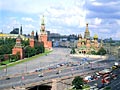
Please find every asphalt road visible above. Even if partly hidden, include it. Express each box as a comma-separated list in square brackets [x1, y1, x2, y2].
[0, 48, 116, 90]
[88, 61, 120, 90]
[0, 62, 105, 89]
[0, 48, 71, 76]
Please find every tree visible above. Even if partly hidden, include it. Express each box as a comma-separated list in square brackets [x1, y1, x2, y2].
[22, 39, 29, 47]
[97, 47, 106, 55]
[24, 46, 32, 58]
[35, 31, 38, 41]
[70, 48, 76, 54]
[91, 51, 97, 55]
[0, 55, 4, 62]
[72, 76, 84, 89]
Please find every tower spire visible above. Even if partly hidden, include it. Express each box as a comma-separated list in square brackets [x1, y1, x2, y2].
[84, 23, 90, 38]
[40, 15, 46, 33]
[41, 15, 45, 25]
[20, 24, 22, 35]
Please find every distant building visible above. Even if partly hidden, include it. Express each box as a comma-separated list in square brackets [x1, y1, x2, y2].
[118, 47, 120, 58]
[76, 23, 101, 54]
[10, 28, 19, 34]
[0, 33, 28, 41]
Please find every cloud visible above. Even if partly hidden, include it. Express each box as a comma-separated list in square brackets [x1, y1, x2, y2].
[0, 0, 47, 14]
[99, 29, 110, 33]
[24, 24, 35, 29]
[0, 0, 120, 40]
[94, 18, 102, 25]
[43, 0, 86, 30]
[22, 17, 34, 22]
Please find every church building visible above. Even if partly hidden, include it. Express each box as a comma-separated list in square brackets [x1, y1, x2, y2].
[77, 23, 100, 54]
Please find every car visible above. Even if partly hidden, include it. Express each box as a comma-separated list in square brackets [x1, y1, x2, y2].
[38, 73, 43, 77]
[112, 65, 117, 70]
[56, 70, 61, 74]
[35, 69, 42, 72]
[56, 72, 59, 74]
[97, 84, 105, 89]
[5, 77, 10, 80]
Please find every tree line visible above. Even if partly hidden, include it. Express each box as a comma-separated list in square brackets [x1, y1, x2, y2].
[0, 38, 45, 63]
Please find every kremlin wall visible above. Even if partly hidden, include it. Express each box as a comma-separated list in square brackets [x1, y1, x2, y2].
[0, 15, 104, 59]
[12, 16, 52, 59]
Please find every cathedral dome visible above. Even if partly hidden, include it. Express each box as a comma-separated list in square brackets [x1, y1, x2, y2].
[93, 34, 98, 39]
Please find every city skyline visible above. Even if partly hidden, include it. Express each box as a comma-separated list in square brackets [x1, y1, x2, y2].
[0, 0, 120, 40]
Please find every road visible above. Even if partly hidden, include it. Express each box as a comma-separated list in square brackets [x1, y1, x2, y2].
[0, 48, 116, 90]
[0, 48, 71, 76]
[0, 60, 107, 89]
[88, 61, 120, 90]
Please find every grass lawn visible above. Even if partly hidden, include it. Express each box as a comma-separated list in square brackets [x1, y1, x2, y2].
[0, 50, 52, 70]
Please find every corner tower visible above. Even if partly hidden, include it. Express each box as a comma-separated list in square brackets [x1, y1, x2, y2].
[29, 31, 35, 48]
[12, 35, 24, 59]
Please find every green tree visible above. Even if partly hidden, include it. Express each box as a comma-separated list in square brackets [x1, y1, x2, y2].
[72, 76, 84, 89]
[91, 51, 97, 55]
[24, 46, 32, 58]
[22, 39, 29, 47]
[0, 38, 16, 55]
[70, 48, 76, 54]
[0, 55, 4, 62]
[9, 54, 19, 62]
[97, 47, 106, 55]
[35, 31, 38, 41]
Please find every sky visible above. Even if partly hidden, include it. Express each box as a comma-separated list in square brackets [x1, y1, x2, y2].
[0, 0, 120, 40]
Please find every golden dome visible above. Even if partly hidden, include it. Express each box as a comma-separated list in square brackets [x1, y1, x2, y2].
[93, 34, 98, 39]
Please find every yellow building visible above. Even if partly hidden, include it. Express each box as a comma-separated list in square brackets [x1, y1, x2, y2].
[0, 33, 28, 40]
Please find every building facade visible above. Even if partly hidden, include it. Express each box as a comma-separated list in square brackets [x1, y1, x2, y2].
[38, 16, 52, 50]
[77, 23, 100, 54]
[12, 35, 24, 59]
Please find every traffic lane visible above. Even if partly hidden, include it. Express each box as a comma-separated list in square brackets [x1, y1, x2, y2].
[88, 67, 120, 89]
[0, 60, 108, 87]
[0, 65, 97, 89]
[0, 68, 102, 90]
[109, 75, 120, 90]
[0, 73, 38, 87]
[0, 59, 112, 89]
[0, 59, 110, 86]
[107, 68, 120, 90]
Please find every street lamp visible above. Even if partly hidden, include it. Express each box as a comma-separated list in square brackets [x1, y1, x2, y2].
[2, 63, 7, 76]
[25, 62, 27, 73]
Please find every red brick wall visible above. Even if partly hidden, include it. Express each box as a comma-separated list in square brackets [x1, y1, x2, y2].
[40, 34, 52, 49]
[12, 48, 23, 59]
[29, 39, 35, 48]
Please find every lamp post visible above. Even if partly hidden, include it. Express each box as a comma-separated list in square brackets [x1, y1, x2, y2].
[25, 62, 27, 73]
[2, 64, 7, 76]
[6, 64, 7, 75]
